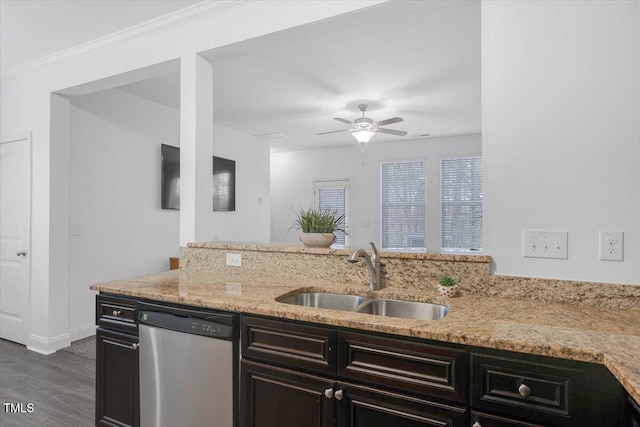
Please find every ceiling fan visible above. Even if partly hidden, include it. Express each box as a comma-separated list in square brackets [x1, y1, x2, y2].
[318, 104, 407, 143]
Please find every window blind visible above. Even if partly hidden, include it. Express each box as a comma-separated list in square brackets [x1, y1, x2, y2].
[380, 161, 426, 252]
[317, 186, 347, 247]
[441, 157, 483, 252]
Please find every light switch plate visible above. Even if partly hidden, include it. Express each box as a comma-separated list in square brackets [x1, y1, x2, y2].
[523, 230, 568, 259]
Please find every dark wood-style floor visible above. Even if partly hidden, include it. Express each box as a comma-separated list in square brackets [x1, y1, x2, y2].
[0, 339, 95, 426]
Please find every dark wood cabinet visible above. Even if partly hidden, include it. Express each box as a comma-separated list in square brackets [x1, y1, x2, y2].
[240, 316, 468, 427]
[241, 359, 467, 427]
[470, 350, 625, 427]
[241, 360, 335, 427]
[241, 315, 629, 427]
[337, 382, 466, 427]
[95, 295, 139, 427]
[337, 330, 467, 403]
[92, 298, 632, 427]
[471, 411, 551, 427]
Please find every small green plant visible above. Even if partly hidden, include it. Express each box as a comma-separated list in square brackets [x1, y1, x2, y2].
[290, 208, 344, 234]
[439, 276, 456, 287]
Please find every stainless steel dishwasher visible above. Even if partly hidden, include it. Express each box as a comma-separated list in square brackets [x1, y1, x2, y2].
[138, 302, 238, 427]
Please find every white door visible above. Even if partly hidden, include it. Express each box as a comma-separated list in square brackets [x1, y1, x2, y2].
[0, 135, 31, 344]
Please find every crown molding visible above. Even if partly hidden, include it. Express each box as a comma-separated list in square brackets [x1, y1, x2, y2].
[1, 0, 254, 79]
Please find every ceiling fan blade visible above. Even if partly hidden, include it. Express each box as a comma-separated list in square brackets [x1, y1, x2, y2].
[317, 129, 350, 135]
[333, 118, 353, 125]
[377, 128, 408, 136]
[375, 117, 403, 127]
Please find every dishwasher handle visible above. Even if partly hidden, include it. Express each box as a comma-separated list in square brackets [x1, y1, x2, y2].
[139, 310, 235, 340]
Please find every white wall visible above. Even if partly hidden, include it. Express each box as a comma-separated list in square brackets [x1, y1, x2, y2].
[482, 0, 640, 284]
[193, 123, 271, 243]
[0, 0, 382, 352]
[271, 134, 481, 250]
[69, 88, 180, 338]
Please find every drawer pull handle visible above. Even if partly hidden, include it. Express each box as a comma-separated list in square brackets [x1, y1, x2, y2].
[334, 390, 344, 401]
[518, 383, 531, 397]
[323, 388, 334, 399]
[473, 423, 482, 427]
[112, 310, 121, 317]
[132, 343, 139, 350]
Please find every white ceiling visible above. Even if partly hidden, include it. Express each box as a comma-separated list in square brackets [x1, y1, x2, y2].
[0, 0, 200, 71]
[202, 0, 481, 151]
[2, 0, 481, 152]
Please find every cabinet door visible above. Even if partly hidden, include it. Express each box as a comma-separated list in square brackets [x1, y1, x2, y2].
[241, 360, 335, 427]
[336, 382, 467, 427]
[96, 328, 139, 427]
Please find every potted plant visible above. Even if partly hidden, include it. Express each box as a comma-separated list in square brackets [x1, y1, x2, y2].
[437, 276, 458, 297]
[291, 208, 344, 248]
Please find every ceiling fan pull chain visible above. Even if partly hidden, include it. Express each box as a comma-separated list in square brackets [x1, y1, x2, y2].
[360, 142, 366, 167]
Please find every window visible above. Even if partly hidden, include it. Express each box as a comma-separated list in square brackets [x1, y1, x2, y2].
[314, 180, 349, 248]
[380, 161, 426, 252]
[441, 157, 483, 252]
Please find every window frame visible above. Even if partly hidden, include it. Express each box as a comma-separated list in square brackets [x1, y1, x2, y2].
[440, 156, 483, 253]
[313, 179, 350, 248]
[379, 159, 427, 253]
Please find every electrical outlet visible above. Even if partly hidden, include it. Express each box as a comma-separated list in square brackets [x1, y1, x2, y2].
[225, 282, 242, 295]
[226, 253, 242, 267]
[70, 224, 82, 236]
[523, 230, 568, 259]
[599, 231, 623, 261]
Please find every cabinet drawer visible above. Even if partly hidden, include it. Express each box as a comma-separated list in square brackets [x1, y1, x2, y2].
[471, 353, 581, 425]
[471, 411, 550, 427]
[337, 331, 468, 403]
[96, 295, 138, 334]
[340, 382, 467, 427]
[241, 316, 336, 375]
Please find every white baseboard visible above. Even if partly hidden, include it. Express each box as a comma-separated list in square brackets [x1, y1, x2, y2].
[26, 333, 71, 355]
[69, 324, 96, 342]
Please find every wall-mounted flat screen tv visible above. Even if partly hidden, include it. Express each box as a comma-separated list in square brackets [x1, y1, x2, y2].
[212, 155, 235, 211]
[161, 144, 180, 210]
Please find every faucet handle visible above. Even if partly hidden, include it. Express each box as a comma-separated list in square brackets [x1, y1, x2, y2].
[368, 242, 379, 260]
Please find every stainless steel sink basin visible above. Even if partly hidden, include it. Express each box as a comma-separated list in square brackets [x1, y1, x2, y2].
[279, 292, 448, 320]
[354, 298, 449, 320]
[278, 292, 365, 312]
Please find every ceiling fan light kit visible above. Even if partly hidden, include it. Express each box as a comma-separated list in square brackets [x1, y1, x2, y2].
[318, 104, 407, 144]
[352, 129, 376, 144]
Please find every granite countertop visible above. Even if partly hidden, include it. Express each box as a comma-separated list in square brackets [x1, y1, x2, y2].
[91, 270, 640, 403]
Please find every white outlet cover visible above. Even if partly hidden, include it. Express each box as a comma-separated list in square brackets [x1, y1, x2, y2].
[226, 253, 242, 267]
[599, 231, 624, 261]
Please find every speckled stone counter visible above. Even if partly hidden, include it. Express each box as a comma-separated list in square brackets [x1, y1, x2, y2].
[91, 269, 640, 403]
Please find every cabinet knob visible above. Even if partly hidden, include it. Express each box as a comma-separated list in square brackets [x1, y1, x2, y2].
[334, 389, 344, 401]
[473, 422, 482, 427]
[132, 343, 139, 350]
[518, 383, 531, 397]
[323, 388, 334, 399]
[112, 310, 121, 317]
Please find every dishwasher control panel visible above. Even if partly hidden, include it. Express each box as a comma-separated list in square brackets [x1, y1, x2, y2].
[139, 309, 236, 340]
[190, 319, 233, 338]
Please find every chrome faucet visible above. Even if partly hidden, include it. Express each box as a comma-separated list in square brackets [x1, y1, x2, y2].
[347, 242, 381, 290]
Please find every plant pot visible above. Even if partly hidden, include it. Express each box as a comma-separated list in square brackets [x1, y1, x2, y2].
[437, 284, 458, 298]
[300, 233, 336, 248]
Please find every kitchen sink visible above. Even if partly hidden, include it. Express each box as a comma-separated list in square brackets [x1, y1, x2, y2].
[278, 292, 448, 321]
[354, 298, 449, 320]
[278, 292, 365, 312]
